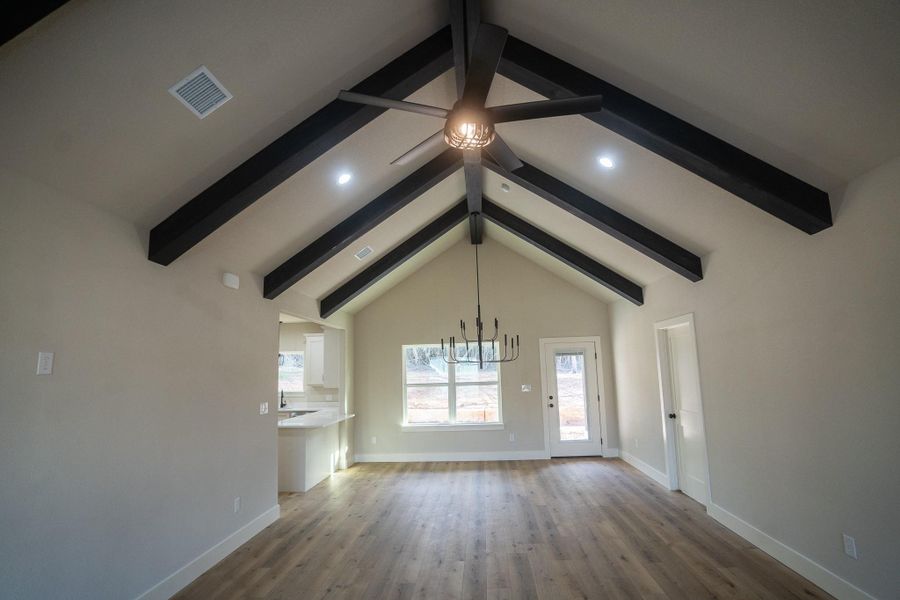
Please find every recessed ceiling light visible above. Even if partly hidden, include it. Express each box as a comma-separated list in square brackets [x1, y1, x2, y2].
[500, 183, 510, 192]
[597, 156, 615, 169]
[337, 173, 352, 185]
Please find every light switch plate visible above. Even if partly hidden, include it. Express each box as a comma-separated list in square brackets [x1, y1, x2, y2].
[842, 533, 858, 559]
[259, 402, 269, 415]
[37, 352, 54, 375]
[521, 384, 532, 392]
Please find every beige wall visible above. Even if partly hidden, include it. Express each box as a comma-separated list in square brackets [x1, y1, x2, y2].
[609, 157, 900, 599]
[0, 168, 349, 598]
[353, 237, 617, 458]
[279, 321, 326, 351]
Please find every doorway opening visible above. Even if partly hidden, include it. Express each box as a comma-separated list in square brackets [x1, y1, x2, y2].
[654, 314, 711, 506]
[539, 337, 610, 457]
[277, 312, 352, 493]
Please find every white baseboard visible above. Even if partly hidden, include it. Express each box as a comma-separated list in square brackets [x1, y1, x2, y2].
[354, 450, 549, 462]
[135, 504, 280, 600]
[707, 504, 875, 600]
[620, 450, 669, 488]
[602, 447, 620, 458]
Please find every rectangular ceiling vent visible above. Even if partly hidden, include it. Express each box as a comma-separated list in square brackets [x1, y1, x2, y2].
[354, 246, 374, 261]
[169, 66, 232, 119]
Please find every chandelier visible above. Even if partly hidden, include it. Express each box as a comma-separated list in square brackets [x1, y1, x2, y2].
[442, 244, 519, 368]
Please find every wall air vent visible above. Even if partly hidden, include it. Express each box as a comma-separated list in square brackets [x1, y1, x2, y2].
[354, 246, 374, 261]
[169, 66, 232, 119]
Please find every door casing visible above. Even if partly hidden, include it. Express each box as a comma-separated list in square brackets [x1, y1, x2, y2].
[653, 313, 713, 505]
[539, 336, 611, 458]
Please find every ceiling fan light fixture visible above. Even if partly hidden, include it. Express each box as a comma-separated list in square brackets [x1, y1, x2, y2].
[444, 109, 495, 149]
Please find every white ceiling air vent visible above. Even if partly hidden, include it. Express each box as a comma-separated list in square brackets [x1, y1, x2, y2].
[354, 246, 374, 261]
[169, 66, 232, 119]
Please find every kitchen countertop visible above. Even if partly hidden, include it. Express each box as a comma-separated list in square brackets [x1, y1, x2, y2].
[277, 401, 341, 411]
[278, 408, 355, 430]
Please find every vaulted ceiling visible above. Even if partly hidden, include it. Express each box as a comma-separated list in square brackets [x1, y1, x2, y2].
[2, 1, 899, 315]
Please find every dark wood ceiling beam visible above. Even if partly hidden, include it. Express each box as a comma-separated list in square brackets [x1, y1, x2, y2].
[148, 26, 454, 266]
[484, 159, 703, 282]
[449, 0, 467, 96]
[264, 149, 462, 299]
[1, 1, 70, 47]
[498, 36, 832, 234]
[320, 201, 469, 318]
[482, 199, 644, 305]
[463, 149, 484, 244]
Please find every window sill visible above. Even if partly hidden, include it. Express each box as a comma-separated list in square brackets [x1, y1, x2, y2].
[401, 423, 505, 432]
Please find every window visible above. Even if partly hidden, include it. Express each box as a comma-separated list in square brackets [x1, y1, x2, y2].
[402, 344, 501, 429]
[278, 351, 304, 395]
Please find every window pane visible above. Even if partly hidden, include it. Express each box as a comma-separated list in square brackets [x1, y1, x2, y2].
[454, 343, 499, 382]
[278, 352, 304, 393]
[404, 345, 448, 384]
[555, 352, 588, 440]
[406, 386, 450, 424]
[456, 384, 500, 423]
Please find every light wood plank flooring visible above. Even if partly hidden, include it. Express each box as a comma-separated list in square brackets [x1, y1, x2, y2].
[175, 458, 835, 599]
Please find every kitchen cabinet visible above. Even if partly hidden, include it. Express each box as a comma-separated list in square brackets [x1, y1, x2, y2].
[304, 333, 325, 387]
[304, 331, 342, 388]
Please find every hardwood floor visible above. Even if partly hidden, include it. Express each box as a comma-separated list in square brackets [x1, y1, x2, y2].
[175, 459, 835, 600]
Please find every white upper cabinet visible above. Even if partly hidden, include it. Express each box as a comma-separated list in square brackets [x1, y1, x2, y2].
[304, 333, 325, 387]
[304, 331, 342, 389]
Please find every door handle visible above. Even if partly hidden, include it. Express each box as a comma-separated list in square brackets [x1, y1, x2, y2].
[668, 413, 677, 419]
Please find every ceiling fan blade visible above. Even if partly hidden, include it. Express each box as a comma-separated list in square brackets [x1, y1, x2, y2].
[488, 95, 604, 123]
[338, 91, 449, 119]
[484, 134, 523, 172]
[460, 23, 507, 108]
[463, 149, 483, 214]
[390, 130, 446, 166]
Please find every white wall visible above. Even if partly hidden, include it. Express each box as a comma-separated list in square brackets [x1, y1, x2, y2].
[610, 157, 900, 599]
[353, 237, 617, 459]
[0, 168, 347, 598]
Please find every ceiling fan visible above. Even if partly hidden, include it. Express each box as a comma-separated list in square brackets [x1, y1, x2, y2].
[335, 1, 604, 241]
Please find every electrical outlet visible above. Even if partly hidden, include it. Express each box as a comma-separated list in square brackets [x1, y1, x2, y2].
[508, 432, 516, 442]
[233, 497, 241, 514]
[36, 352, 54, 375]
[842, 534, 858, 559]
[371, 436, 377, 445]
[259, 402, 269, 415]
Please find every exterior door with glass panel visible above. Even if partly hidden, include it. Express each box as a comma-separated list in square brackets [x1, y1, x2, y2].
[543, 341, 603, 457]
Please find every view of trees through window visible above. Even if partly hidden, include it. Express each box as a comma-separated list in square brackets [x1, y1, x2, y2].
[555, 352, 588, 440]
[403, 344, 500, 425]
[278, 351, 304, 393]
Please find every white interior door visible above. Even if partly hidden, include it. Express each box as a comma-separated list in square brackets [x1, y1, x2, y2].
[543, 341, 603, 457]
[665, 323, 709, 505]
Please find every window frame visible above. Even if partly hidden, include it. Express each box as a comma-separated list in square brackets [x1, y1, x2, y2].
[401, 344, 503, 431]
[278, 350, 306, 399]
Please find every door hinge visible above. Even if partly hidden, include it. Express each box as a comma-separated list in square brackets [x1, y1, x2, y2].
[594, 352, 598, 359]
